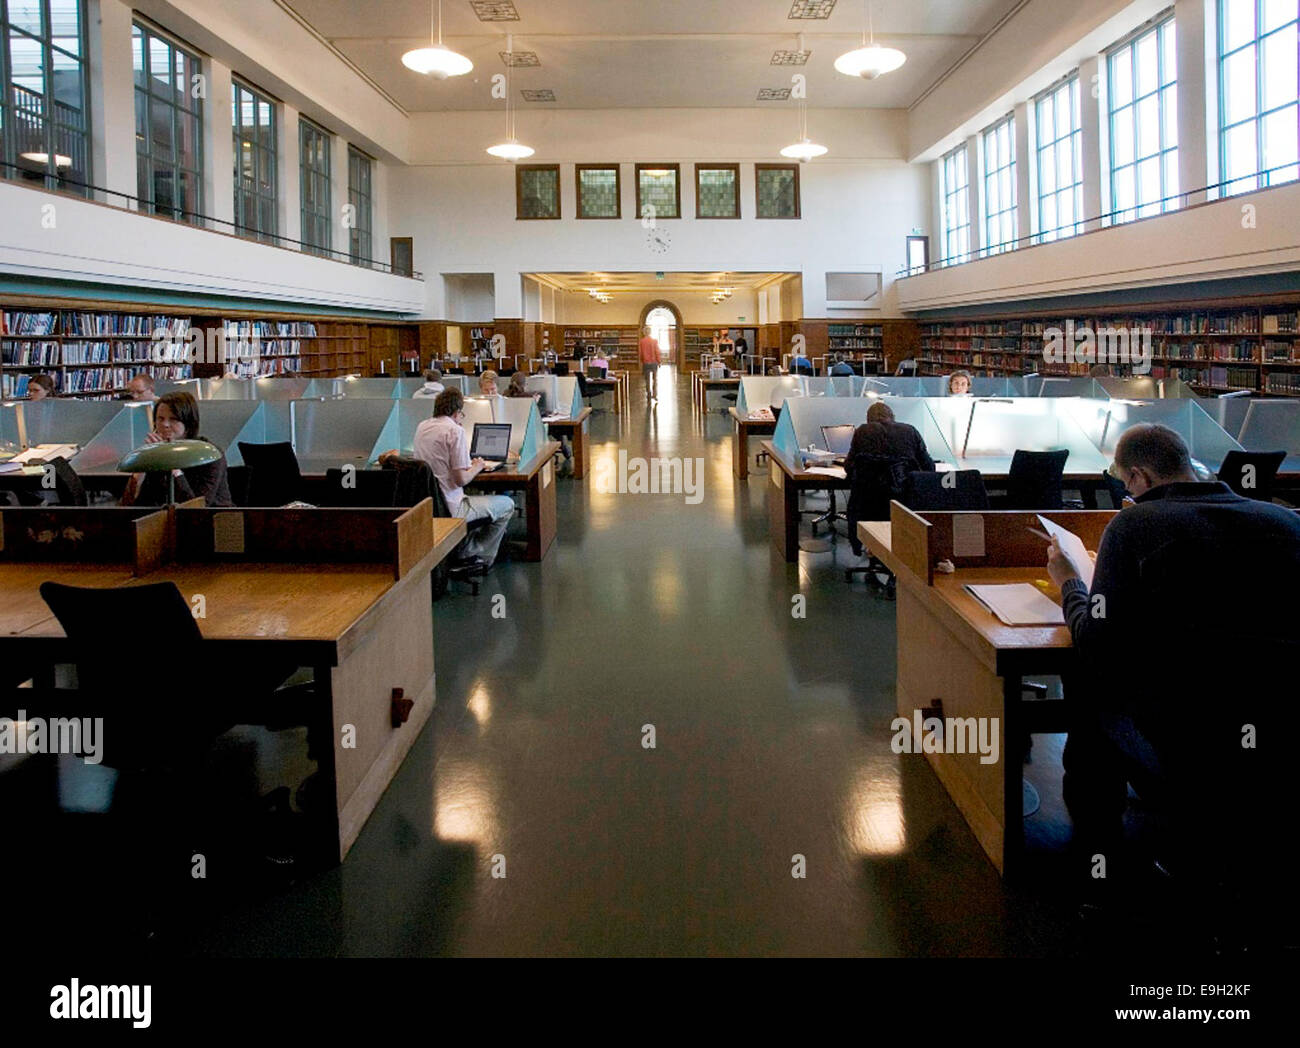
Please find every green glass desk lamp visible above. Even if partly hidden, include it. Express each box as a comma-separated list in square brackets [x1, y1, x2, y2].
[118, 440, 221, 504]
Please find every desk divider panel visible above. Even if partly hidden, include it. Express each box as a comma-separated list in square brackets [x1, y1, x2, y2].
[1063, 397, 1243, 474]
[0, 507, 169, 575]
[384, 399, 437, 457]
[189, 401, 264, 468]
[174, 505, 428, 579]
[776, 397, 958, 465]
[1217, 399, 1300, 470]
[66, 402, 154, 474]
[915, 510, 1116, 572]
[289, 399, 397, 474]
[889, 501, 934, 585]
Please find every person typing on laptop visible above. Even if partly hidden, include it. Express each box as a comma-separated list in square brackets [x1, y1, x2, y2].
[413, 388, 516, 569]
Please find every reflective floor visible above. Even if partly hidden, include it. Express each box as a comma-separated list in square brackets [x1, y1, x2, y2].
[9, 366, 1090, 957]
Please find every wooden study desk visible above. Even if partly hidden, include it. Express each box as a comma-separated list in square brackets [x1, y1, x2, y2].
[584, 375, 626, 412]
[0, 507, 465, 863]
[695, 375, 740, 412]
[545, 407, 593, 479]
[860, 505, 1116, 877]
[729, 407, 776, 479]
[467, 441, 561, 561]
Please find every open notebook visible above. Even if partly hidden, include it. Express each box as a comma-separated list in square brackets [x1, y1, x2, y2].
[965, 583, 1064, 627]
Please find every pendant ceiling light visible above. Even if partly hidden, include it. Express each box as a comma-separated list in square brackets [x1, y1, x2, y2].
[488, 34, 535, 160]
[402, 0, 473, 78]
[835, 0, 906, 81]
[781, 98, 828, 161]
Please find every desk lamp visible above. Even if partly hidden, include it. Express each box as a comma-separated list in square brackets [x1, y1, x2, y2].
[118, 440, 220, 505]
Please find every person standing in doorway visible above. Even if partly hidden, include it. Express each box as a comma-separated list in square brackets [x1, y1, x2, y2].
[639, 327, 660, 400]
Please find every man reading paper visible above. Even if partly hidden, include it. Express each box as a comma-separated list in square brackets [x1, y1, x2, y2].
[1045, 423, 1300, 932]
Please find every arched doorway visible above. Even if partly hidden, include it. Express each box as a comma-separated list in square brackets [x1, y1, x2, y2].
[639, 300, 683, 367]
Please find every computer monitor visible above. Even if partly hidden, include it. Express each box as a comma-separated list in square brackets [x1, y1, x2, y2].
[470, 422, 512, 462]
[820, 424, 856, 457]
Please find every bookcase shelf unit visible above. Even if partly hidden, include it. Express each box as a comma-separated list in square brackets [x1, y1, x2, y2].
[1, 298, 372, 398]
[916, 299, 1300, 397]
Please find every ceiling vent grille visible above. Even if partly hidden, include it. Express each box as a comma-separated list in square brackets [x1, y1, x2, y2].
[471, 1, 520, 22]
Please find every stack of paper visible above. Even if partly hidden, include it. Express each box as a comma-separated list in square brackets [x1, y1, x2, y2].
[966, 584, 1065, 626]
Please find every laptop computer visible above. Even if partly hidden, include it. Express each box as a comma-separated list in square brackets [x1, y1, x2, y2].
[820, 425, 856, 460]
[470, 422, 512, 470]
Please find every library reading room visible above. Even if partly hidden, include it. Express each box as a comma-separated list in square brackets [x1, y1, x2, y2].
[2, 0, 1297, 1026]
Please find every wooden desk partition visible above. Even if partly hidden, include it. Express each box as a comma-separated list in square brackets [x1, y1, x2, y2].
[173, 499, 435, 580]
[0, 507, 169, 577]
[888, 502, 1116, 584]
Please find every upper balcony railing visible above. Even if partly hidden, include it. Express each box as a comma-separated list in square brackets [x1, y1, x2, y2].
[0, 158, 423, 280]
[902, 164, 1299, 278]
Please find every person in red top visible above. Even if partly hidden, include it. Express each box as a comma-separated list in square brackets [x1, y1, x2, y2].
[638, 329, 661, 400]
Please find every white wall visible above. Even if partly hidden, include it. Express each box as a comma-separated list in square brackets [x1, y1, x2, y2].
[0, 180, 425, 313]
[393, 109, 928, 322]
[896, 181, 1300, 312]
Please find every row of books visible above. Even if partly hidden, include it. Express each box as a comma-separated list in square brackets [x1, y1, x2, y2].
[1263, 340, 1299, 362]
[1, 311, 57, 336]
[1155, 313, 1259, 334]
[221, 320, 319, 338]
[828, 325, 884, 336]
[2, 341, 60, 366]
[62, 313, 191, 337]
[1265, 372, 1300, 394]
[1160, 340, 1256, 362]
[1263, 313, 1298, 334]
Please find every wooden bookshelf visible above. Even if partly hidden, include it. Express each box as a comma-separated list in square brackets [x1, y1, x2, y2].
[915, 300, 1300, 396]
[1, 298, 376, 396]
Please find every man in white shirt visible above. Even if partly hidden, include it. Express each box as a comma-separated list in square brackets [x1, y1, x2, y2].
[413, 368, 445, 399]
[413, 388, 516, 567]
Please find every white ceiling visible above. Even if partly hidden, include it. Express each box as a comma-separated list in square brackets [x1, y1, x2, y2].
[530, 271, 794, 294]
[283, 0, 1024, 112]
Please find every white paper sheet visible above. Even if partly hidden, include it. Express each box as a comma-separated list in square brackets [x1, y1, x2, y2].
[966, 583, 1065, 626]
[806, 466, 847, 480]
[952, 514, 985, 558]
[1037, 514, 1095, 589]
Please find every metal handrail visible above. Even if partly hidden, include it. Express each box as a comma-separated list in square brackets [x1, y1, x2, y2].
[0, 160, 423, 279]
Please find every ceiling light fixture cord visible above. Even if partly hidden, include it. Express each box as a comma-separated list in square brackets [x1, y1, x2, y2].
[436, 0, 442, 47]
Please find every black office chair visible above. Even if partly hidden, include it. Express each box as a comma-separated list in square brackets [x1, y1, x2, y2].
[1003, 449, 1069, 510]
[1217, 449, 1286, 502]
[554, 362, 571, 377]
[37, 581, 316, 922]
[238, 441, 305, 507]
[387, 457, 489, 597]
[903, 469, 990, 511]
[575, 371, 608, 412]
[48, 456, 87, 507]
[323, 468, 399, 507]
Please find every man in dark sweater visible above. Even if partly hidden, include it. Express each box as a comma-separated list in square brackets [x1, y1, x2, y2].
[1048, 424, 1299, 895]
[846, 400, 935, 554]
